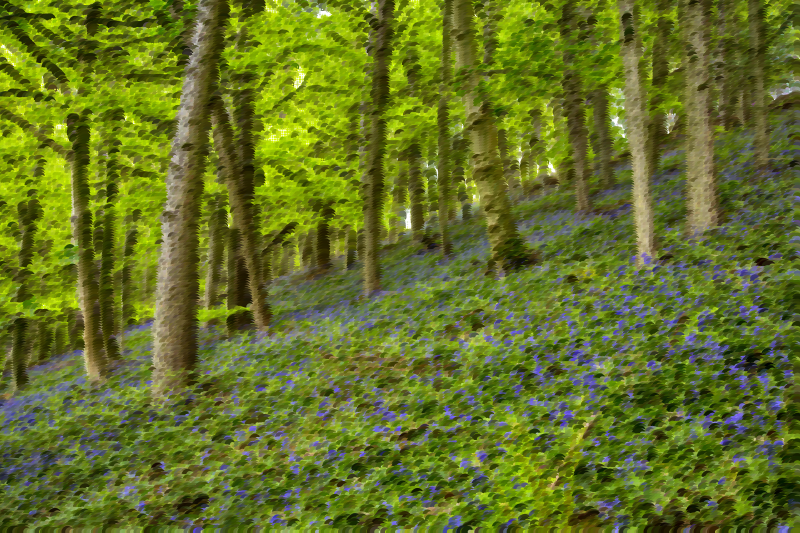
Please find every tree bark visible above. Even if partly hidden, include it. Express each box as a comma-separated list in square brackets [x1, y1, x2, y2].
[452, 0, 535, 274]
[345, 226, 357, 270]
[590, 87, 615, 189]
[210, 92, 270, 331]
[406, 143, 425, 242]
[152, 0, 229, 401]
[315, 200, 335, 271]
[681, 0, 719, 237]
[203, 193, 227, 329]
[716, 0, 737, 131]
[559, 0, 592, 214]
[619, 0, 657, 267]
[748, 0, 770, 176]
[121, 209, 141, 346]
[648, 0, 671, 178]
[437, 0, 454, 258]
[68, 110, 108, 385]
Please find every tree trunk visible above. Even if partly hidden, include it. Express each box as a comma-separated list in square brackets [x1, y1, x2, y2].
[619, 0, 657, 267]
[357, 227, 366, 262]
[301, 229, 315, 270]
[648, 0, 671, 178]
[716, 0, 737, 131]
[280, 236, 294, 276]
[681, 0, 719, 237]
[559, 1, 592, 213]
[68, 110, 108, 385]
[437, 0, 454, 257]
[210, 92, 270, 331]
[452, 0, 535, 274]
[315, 201, 335, 271]
[590, 87, 615, 189]
[389, 160, 408, 243]
[345, 226, 357, 270]
[35, 309, 53, 365]
[361, 0, 394, 297]
[446, 136, 460, 223]
[748, 0, 770, 176]
[407, 143, 425, 242]
[152, 0, 229, 401]
[121, 209, 141, 350]
[98, 192, 121, 363]
[203, 193, 227, 329]
[225, 224, 253, 335]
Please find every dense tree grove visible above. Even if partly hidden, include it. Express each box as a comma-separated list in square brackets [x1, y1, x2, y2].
[0, 0, 796, 404]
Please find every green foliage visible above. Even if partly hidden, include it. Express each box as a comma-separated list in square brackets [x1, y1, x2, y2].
[0, 111, 796, 529]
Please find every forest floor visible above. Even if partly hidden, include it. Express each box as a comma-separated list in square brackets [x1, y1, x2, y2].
[0, 106, 797, 530]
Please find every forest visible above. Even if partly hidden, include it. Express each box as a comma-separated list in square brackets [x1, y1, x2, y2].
[0, 0, 797, 528]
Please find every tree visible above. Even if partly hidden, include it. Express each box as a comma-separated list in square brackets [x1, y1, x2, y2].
[452, 0, 537, 275]
[151, 0, 230, 402]
[681, 0, 719, 237]
[618, 0, 657, 267]
[748, 0, 771, 176]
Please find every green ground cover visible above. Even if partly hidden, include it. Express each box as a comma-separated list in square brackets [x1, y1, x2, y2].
[0, 110, 797, 530]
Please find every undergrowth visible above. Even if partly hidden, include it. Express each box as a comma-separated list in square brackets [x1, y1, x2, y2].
[0, 110, 797, 530]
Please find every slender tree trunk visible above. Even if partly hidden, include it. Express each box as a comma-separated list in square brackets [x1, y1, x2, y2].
[648, 0, 671, 178]
[225, 224, 253, 334]
[452, 0, 536, 274]
[748, 0, 770, 176]
[389, 160, 408, 243]
[203, 193, 227, 329]
[560, 1, 592, 213]
[357, 227, 366, 262]
[437, 0, 454, 257]
[345, 226, 357, 270]
[35, 310, 53, 365]
[121, 209, 141, 350]
[682, 0, 719, 237]
[210, 92, 270, 331]
[716, 0, 737, 131]
[280, 236, 294, 276]
[619, 0, 657, 267]
[152, 0, 229, 401]
[315, 201, 335, 271]
[99, 190, 121, 363]
[590, 87, 615, 189]
[407, 144, 425, 242]
[68, 110, 108, 385]
[52, 319, 65, 358]
[301, 229, 315, 270]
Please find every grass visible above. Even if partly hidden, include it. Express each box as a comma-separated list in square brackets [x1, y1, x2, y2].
[0, 108, 797, 530]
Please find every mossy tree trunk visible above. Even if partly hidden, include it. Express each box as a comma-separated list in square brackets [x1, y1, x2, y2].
[152, 0, 229, 401]
[452, 0, 536, 274]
